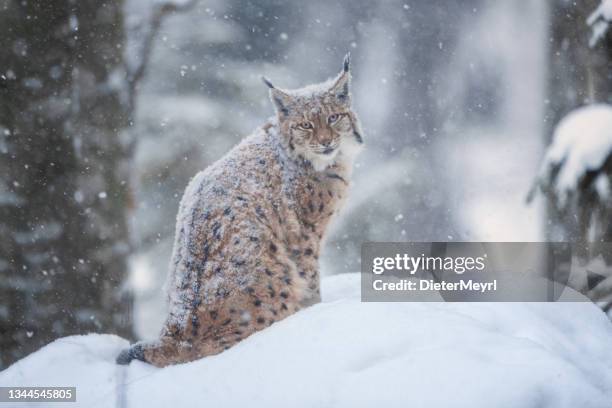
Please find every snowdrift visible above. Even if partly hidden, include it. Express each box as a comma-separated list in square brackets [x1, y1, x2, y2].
[2, 273, 612, 408]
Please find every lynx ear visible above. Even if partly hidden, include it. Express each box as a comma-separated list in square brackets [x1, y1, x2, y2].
[262, 76, 292, 117]
[330, 53, 351, 105]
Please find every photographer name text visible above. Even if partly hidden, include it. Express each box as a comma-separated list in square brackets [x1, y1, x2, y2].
[372, 278, 497, 293]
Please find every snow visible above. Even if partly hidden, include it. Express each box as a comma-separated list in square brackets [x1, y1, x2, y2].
[598, 0, 612, 19]
[532, 104, 612, 208]
[2, 273, 612, 407]
[588, 0, 612, 47]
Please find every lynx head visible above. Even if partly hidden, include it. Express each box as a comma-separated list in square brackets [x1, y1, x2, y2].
[262, 53, 363, 171]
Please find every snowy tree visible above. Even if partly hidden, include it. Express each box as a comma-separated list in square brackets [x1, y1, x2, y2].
[528, 0, 612, 315]
[537, 0, 611, 242]
[529, 105, 612, 314]
[0, 0, 194, 368]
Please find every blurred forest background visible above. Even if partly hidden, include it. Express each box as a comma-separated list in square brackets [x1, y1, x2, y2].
[2, 0, 612, 368]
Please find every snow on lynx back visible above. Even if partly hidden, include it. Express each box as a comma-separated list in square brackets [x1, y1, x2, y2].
[117, 54, 363, 367]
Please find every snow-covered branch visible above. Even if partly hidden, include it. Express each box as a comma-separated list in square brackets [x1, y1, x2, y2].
[588, 0, 612, 47]
[528, 105, 612, 213]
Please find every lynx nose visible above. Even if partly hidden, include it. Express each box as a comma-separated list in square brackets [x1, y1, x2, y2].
[320, 138, 333, 147]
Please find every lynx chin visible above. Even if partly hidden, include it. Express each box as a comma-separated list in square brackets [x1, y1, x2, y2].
[117, 54, 363, 367]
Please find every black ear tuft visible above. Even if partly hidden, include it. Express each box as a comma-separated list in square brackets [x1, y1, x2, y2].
[261, 76, 275, 89]
[343, 53, 351, 73]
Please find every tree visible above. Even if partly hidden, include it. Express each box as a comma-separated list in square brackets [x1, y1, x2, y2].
[529, 0, 612, 315]
[536, 0, 612, 242]
[0, 0, 194, 369]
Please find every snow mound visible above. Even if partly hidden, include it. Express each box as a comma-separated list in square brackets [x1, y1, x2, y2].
[530, 104, 612, 208]
[2, 273, 612, 407]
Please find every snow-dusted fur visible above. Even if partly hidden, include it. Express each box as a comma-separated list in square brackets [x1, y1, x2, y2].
[117, 55, 363, 367]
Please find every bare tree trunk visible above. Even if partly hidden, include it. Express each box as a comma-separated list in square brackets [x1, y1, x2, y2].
[0, 0, 134, 369]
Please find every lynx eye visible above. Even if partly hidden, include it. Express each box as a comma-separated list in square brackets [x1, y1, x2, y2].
[328, 113, 340, 123]
[298, 122, 313, 130]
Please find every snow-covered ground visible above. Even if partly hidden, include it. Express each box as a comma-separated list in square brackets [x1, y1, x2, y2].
[2, 273, 612, 408]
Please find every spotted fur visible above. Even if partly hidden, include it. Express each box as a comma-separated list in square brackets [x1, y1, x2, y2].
[117, 54, 363, 367]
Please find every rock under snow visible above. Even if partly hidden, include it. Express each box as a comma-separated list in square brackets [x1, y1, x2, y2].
[1, 273, 612, 407]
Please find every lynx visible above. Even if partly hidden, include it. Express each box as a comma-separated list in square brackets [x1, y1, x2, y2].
[117, 54, 363, 367]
